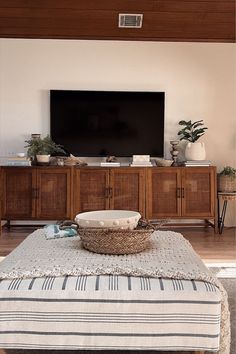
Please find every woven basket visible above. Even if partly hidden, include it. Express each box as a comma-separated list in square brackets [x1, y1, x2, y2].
[79, 221, 155, 255]
[219, 194, 236, 201]
[218, 175, 236, 192]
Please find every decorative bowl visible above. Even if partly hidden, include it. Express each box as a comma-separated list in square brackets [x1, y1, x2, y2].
[75, 210, 141, 230]
[155, 158, 173, 167]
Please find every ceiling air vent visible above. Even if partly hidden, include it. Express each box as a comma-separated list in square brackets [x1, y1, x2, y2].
[118, 14, 143, 28]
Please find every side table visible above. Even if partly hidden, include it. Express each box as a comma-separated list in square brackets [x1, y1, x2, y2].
[218, 192, 236, 234]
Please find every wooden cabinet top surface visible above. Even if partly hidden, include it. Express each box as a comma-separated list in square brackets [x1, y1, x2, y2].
[1, 165, 216, 170]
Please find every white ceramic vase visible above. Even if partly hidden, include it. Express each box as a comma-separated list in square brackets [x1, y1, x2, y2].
[185, 142, 206, 161]
[36, 154, 50, 163]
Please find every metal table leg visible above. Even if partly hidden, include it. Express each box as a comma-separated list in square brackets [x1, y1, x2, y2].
[218, 199, 228, 235]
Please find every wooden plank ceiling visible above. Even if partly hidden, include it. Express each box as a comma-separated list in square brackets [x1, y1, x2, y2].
[0, 0, 235, 43]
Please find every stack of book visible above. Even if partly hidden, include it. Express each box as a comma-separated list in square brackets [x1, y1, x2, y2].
[7, 156, 31, 166]
[130, 161, 153, 167]
[130, 154, 153, 167]
[100, 162, 121, 167]
[184, 160, 211, 167]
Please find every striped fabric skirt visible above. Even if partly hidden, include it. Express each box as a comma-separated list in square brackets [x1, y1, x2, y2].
[0, 274, 221, 351]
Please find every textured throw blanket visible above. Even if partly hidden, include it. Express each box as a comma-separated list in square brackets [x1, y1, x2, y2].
[0, 229, 230, 354]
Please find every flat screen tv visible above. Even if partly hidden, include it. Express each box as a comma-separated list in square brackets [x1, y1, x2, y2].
[50, 90, 165, 157]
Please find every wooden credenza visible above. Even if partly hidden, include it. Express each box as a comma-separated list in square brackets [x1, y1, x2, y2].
[0, 165, 217, 228]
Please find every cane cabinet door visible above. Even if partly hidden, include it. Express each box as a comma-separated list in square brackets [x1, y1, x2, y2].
[181, 167, 216, 217]
[109, 168, 145, 216]
[2, 167, 37, 219]
[74, 168, 110, 214]
[36, 168, 72, 219]
[146, 168, 182, 218]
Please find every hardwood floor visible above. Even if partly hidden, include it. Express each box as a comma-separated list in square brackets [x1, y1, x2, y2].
[181, 226, 236, 263]
[0, 225, 235, 262]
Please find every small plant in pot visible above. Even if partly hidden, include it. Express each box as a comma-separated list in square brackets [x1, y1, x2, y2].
[218, 166, 236, 192]
[25, 135, 65, 165]
[178, 120, 208, 161]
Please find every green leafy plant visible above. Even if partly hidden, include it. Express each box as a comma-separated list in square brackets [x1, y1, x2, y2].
[178, 120, 208, 143]
[219, 166, 236, 179]
[25, 135, 66, 157]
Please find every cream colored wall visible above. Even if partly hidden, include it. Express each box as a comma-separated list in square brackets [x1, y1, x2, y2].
[0, 39, 235, 225]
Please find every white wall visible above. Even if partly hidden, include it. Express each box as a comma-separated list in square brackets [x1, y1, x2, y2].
[0, 39, 235, 225]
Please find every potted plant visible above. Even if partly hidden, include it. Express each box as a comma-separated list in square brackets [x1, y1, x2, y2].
[25, 135, 65, 164]
[178, 120, 208, 160]
[218, 166, 236, 192]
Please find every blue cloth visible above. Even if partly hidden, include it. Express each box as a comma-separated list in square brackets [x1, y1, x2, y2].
[44, 224, 78, 239]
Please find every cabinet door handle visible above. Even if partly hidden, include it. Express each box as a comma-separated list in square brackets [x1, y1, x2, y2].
[176, 188, 181, 198]
[182, 188, 185, 198]
[105, 188, 109, 199]
[32, 189, 37, 199]
[109, 187, 113, 198]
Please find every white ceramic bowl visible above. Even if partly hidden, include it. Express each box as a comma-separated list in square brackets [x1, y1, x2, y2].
[75, 210, 141, 230]
[17, 152, 26, 158]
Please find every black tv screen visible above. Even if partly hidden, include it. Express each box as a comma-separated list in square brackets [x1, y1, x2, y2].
[50, 90, 165, 157]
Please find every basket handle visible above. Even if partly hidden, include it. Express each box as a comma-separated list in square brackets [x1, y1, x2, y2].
[138, 218, 166, 231]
